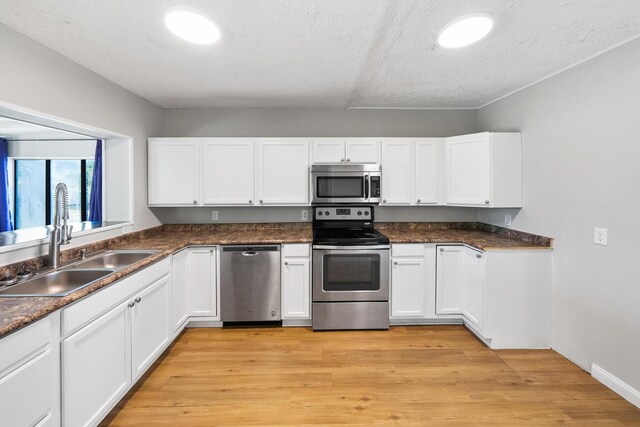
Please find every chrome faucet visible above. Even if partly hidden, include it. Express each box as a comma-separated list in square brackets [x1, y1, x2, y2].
[48, 183, 73, 269]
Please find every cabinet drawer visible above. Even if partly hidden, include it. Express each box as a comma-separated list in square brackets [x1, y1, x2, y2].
[392, 244, 425, 257]
[0, 348, 53, 427]
[0, 316, 50, 376]
[62, 258, 170, 337]
[282, 244, 310, 257]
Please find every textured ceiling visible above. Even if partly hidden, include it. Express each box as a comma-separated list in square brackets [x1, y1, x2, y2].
[1, 0, 640, 108]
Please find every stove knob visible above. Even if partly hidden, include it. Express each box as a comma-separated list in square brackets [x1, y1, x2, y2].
[357, 211, 362, 216]
[364, 211, 370, 216]
[325, 211, 330, 216]
[318, 211, 322, 216]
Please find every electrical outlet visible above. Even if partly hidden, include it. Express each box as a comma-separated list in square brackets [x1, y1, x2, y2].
[301, 210, 308, 221]
[211, 211, 219, 221]
[594, 227, 607, 246]
[504, 215, 512, 227]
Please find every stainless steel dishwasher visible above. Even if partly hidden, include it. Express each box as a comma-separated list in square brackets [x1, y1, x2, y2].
[220, 245, 281, 322]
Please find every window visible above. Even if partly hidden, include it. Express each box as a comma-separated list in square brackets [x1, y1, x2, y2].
[14, 159, 95, 229]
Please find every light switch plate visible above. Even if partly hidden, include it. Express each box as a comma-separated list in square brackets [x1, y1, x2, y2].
[594, 227, 607, 245]
[211, 211, 219, 221]
[301, 210, 308, 221]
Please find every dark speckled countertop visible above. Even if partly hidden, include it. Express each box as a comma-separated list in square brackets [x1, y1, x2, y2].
[0, 222, 551, 338]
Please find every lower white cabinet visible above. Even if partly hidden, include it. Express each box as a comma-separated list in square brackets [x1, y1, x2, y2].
[131, 276, 171, 379]
[281, 244, 311, 320]
[187, 247, 218, 317]
[0, 314, 60, 427]
[62, 301, 132, 427]
[435, 246, 463, 315]
[390, 244, 428, 319]
[171, 249, 189, 331]
[460, 247, 485, 331]
[61, 260, 172, 427]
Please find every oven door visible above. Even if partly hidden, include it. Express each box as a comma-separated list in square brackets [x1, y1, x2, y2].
[311, 173, 369, 204]
[312, 246, 390, 302]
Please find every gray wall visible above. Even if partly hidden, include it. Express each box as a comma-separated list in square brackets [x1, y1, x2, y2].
[163, 107, 478, 137]
[0, 23, 164, 232]
[159, 107, 480, 223]
[478, 38, 640, 392]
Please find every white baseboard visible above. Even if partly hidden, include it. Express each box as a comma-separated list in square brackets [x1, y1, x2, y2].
[592, 363, 640, 409]
[186, 320, 223, 328]
[282, 319, 312, 327]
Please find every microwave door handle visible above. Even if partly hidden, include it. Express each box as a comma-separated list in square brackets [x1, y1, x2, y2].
[364, 175, 369, 199]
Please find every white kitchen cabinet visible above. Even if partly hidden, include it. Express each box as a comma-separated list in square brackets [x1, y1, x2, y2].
[0, 314, 59, 427]
[171, 249, 189, 332]
[436, 245, 463, 315]
[131, 276, 171, 380]
[381, 140, 414, 205]
[312, 138, 381, 164]
[201, 138, 255, 205]
[148, 138, 200, 206]
[281, 244, 311, 320]
[390, 244, 428, 318]
[62, 300, 132, 427]
[257, 139, 310, 205]
[188, 247, 218, 317]
[414, 138, 443, 205]
[461, 247, 486, 331]
[445, 132, 522, 207]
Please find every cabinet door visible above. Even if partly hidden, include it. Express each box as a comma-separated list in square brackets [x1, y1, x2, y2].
[188, 247, 217, 317]
[312, 139, 345, 163]
[461, 247, 485, 330]
[415, 139, 440, 205]
[381, 140, 413, 205]
[257, 139, 310, 205]
[436, 246, 463, 315]
[148, 138, 200, 206]
[202, 138, 255, 205]
[171, 250, 189, 332]
[391, 257, 426, 318]
[345, 139, 380, 163]
[62, 301, 131, 427]
[446, 134, 491, 206]
[0, 349, 53, 427]
[282, 258, 311, 319]
[131, 276, 171, 379]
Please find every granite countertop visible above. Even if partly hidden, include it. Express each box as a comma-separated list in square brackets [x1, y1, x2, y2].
[0, 222, 551, 339]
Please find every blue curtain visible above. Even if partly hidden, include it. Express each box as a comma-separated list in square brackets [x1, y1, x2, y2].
[0, 138, 13, 232]
[88, 140, 103, 222]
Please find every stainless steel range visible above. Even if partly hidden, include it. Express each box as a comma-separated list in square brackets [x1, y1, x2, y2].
[312, 205, 390, 330]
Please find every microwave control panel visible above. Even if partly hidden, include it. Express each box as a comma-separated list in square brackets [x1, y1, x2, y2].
[370, 176, 381, 198]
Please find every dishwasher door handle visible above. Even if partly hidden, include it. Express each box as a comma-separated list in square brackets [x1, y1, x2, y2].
[242, 251, 259, 256]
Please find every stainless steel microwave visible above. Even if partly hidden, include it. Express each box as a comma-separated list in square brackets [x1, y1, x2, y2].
[311, 164, 381, 204]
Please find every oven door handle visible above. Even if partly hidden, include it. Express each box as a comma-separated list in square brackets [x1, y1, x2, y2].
[313, 245, 390, 250]
[364, 175, 369, 199]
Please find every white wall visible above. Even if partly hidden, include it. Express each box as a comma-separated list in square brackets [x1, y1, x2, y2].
[0, 23, 163, 233]
[478, 38, 640, 392]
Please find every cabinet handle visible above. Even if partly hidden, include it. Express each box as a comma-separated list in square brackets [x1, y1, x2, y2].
[249, 200, 252, 204]
[382, 199, 387, 203]
[476, 254, 482, 259]
[193, 200, 198, 205]
[340, 159, 345, 163]
[284, 262, 289, 266]
[417, 199, 421, 203]
[210, 249, 214, 253]
[135, 297, 142, 303]
[393, 261, 398, 265]
[484, 200, 490, 205]
[259, 199, 263, 204]
[128, 302, 135, 308]
[346, 158, 351, 162]
[439, 247, 444, 252]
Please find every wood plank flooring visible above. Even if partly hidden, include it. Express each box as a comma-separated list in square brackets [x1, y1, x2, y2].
[100, 326, 640, 426]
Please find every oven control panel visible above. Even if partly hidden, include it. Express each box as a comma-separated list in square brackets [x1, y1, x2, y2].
[314, 206, 372, 220]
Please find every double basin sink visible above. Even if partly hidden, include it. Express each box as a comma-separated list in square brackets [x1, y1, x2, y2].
[0, 250, 159, 297]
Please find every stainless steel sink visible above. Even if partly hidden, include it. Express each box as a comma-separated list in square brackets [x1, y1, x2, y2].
[0, 269, 114, 297]
[69, 250, 158, 270]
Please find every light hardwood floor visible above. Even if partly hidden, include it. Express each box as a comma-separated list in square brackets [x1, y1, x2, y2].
[101, 326, 640, 426]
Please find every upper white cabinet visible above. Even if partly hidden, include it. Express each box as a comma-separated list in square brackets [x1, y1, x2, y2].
[257, 139, 310, 205]
[381, 140, 414, 205]
[445, 132, 522, 207]
[148, 138, 200, 206]
[381, 138, 444, 206]
[201, 138, 255, 205]
[312, 138, 381, 164]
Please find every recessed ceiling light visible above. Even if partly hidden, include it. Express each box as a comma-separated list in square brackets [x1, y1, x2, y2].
[164, 7, 220, 45]
[438, 13, 494, 49]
